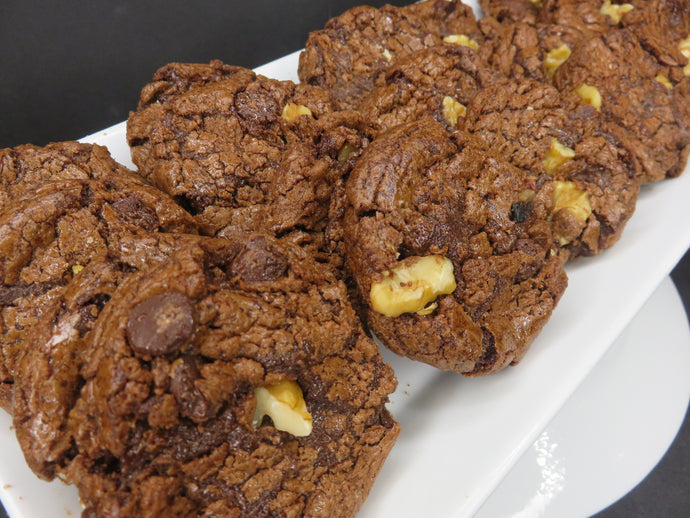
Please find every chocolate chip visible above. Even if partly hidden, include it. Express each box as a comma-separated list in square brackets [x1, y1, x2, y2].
[126, 291, 195, 356]
[234, 87, 280, 128]
[230, 236, 288, 282]
[509, 201, 533, 223]
[170, 357, 217, 422]
[111, 195, 160, 232]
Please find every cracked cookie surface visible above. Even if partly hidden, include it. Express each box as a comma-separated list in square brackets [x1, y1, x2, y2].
[341, 118, 567, 374]
[12, 231, 399, 518]
[356, 42, 502, 134]
[298, 0, 481, 110]
[464, 77, 640, 257]
[0, 142, 196, 410]
[127, 60, 367, 243]
[553, 28, 690, 183]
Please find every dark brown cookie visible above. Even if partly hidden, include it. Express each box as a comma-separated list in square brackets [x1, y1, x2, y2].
[626, 0, 690, 43]
[0, 142, 196, 406]
[464, 77, 640, 258]
[0, 141, 195, 235]
[553, 28, 690, 183]
[477, 16, 590, 81]
[9, 230, 226, 476]
[127, 60, 367, 243]
[539, 0, 690, 86]
[539, 0, 690, 45]
[356, 42, 503, 134]
[620, 1, 690, 84]
[482, 0, 637, 34]
[478, 0, 682, 83]
[298, 0, 481, 110]
[539, 0, 626, 35]
[13, 231, 399, 517]
[341, 118, 567, 375]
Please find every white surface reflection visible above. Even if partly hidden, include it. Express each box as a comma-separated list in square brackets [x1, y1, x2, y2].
[511, 432, 566, 518]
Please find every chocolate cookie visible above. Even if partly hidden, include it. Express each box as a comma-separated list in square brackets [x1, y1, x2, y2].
[478, 0, 676, 82]
[127, 60, 367, 242]
[477, 16, 590, 82]
[539, 0, 690, 44]
[464, 77, 640, 257]
[625, 0, 690, 43]
[13, 231, 399, 517]
[553, 28, 690, 183]
[298, 0, 481, 110]
[9, 230, 219, 473]
[341, 117, 567, 374]
[539, 0, 690, 87]
[482, 0, 636, 35]
[356, 42, 502, 134]
[0, 142, 196, 407]
[539, 0, 627, 35]
[620, 1, 690, 85]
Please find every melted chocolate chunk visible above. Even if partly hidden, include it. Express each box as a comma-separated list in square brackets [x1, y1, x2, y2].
[170, 356, 217, 422]
[111, 195, 160, 232]
[230, 236, 288, 282]
[509, 200, 532, 223]
[126, 291, 195, 356]
[235, 86, 280, 129]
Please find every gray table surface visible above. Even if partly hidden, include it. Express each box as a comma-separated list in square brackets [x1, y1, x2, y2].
[1, 1, 688, 516]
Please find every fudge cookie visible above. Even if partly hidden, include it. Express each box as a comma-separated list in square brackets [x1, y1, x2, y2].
[0, 141, 195, 231]
[298, 0, 481, 110]
[483, 0, 638, 34]
[464, 77, 640, 257]
[9, 230, 223, 472]
[342, 118, 567, 374]
[553, 28, 690, 183]
[539, 0, 629, 35]
[619, 1, 690, 86]
[0, 142, 196, 404]
[14, 232, 399, 517]
[540, 0, 690, 43]
[477, 16, 591, 82]
[356, 42, 503, 134]
[127, 60, 367, 241]
[625, 0, 690, 43]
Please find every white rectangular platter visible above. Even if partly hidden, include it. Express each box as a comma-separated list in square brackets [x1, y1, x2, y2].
[2, 11, 690, 518]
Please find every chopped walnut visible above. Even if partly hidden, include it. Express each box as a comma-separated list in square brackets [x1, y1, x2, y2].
[442, 96, 467, 127]
[370, 255, 456, 318]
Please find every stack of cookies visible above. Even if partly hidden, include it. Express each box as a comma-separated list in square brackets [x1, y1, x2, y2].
[1, 0, 688, 516]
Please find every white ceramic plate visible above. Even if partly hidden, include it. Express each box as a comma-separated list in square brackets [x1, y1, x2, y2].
[475, 276, 690, 518]
[3, 9, 690, 515]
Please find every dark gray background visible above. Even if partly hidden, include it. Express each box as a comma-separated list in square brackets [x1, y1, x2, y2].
[0, 1, 688, 516]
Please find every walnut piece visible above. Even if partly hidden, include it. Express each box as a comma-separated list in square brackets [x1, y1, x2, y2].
[552, 181, 592, 244]
[655, 74, 673, 89]
[545, 44, 572, 79]
[599, 1, 634, 24]
[253, 380, 313, 437]
[370, 255, 457, 318]
[442, 34, 479, 50]
[574, 84, 602, 111]
[679, 36, 690, 77]
[338, 143, 355, 163]
[281, 103, 313, 122]
[543, 138, 575, 175]
[442, 96, 467, 127]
